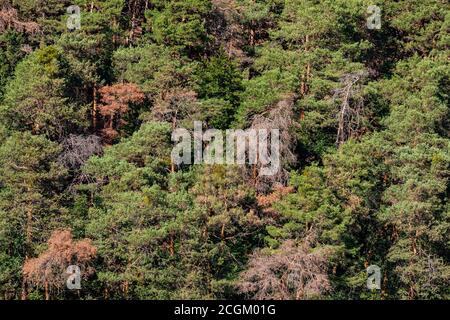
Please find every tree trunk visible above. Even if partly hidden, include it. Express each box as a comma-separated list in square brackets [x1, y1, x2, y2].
[92, 86, 98, 130]
[300, 35, 311, 96]
[22, 188, 33, 301]
[44, 281, 50, 300]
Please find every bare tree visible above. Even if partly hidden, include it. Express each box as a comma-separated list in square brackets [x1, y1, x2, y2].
[334, 71, 367, 146]
[248, 93, 297, 193]
[58, 134, 103, 169]
[237, 235, 331, 300]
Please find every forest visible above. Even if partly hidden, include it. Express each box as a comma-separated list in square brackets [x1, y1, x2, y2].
[0, 0, 449, 300]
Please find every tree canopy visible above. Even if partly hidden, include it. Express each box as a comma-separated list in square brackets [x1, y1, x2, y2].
[0, 0, 448, 300]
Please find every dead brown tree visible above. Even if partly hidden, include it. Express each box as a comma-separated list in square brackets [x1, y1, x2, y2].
[0, 5, 39, 34]
[98, 83, 145, 143]
[22, 230, 96, 300]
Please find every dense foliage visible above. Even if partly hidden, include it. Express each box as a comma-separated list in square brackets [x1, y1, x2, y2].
[0, 0, 449, 300]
